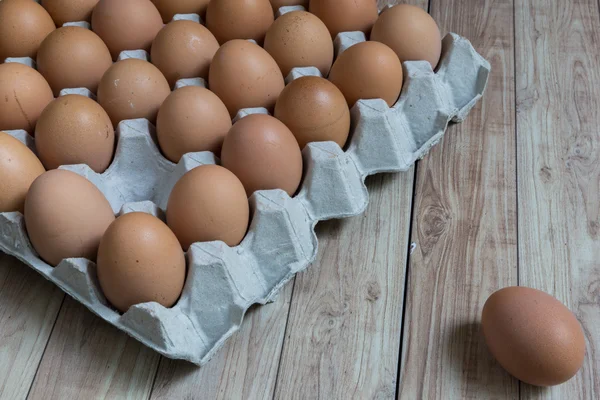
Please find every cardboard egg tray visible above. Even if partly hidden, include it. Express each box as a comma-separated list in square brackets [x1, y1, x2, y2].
[0, 4, 490, 365]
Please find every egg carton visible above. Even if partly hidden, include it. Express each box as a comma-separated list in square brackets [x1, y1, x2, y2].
[0, 6, 490, 365]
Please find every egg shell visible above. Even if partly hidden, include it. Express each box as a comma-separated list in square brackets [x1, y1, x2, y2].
[97, 58, 171, 126]
[275, 76, 350, 150]
[209, 39, 285, 117]
[205, 0, 274, 45]
[97, 212, 186, 313]
[371, 4, 442, 70]
[0, 0, 56, 61]
[35, 94, 115, 173]
[151, 0, 210, 22]
[91, 0, 164, 60]
[36, 26, 113, 96]
[329, 41, 403, 107]
[157, 86, 232, 162]
[482, 286, 586, 387]
[309, 0, 378, 39]
[264, 10, 333, 77]
[151, 20, 219, 88]
[0, 62, 54, 133]
[0, 132, 45, 213]
[269, 0, 307, 12]
[221, 114, 303, 196]
[41, 0, 100, 27]
[24, 169, 115, 266]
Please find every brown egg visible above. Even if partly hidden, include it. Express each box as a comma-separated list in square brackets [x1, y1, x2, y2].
[37, 26, 113, 96]
[151, 20, 219, 87]
[221, 114, 303, 196]
[0, 0, 55, 61]
[209, 40, 284, 117]
[371, 5, 442, 70]
[269, 0, 308, 12]
[97, 58, 171, 125]
[151, 0, 211, 22]
[275, 76, 350, 150]
[24, 169, 115, 266]
[264, 11, 333, 77]
[0, 132, 45, 213]
[482, 286, 586, 387]
[309, 0, 378, 39]
[167, 165, 249, 250]
[91, 0, 164, 60]
[97, 212, 186, 313]
[35, 95, 115, 172]
[41, 0, 100, 27]
[0, 63, 54, 133]
[205, 0, 274, 45]
[157, 86, 232, 162]
[329, 41, 403, 107]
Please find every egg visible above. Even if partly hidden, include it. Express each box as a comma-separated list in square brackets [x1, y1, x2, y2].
[41, 0, 100, 27]
[0, 62, 54, 133]
[0, 0, 55, 61]
[221, 114, 303, 196]
[0, 132, 45, 213]
[269, 0, 307, 12]
[36, 26, 113, 96]
[205, 0, 274, 45]
[91, 0, 164, 60]
[157, 86, 232, 162]
[275, 76, 350, 150]
[482, 286, 586, 386]
[35, 95, 115, 172]
[263, 10, 333, 77]
[151, 0, 211, 22]
[24, 169, 115, 266]
[167, 165, 249, 250]
[329, 41, 403, 108]
[309, 0, 378, 39]
[97, 58, 171, 125]
[151, 20, 219, 88]
[209, 40, 284, 117]
[97, 212, 186, 313]
[371, 5, 442, 70]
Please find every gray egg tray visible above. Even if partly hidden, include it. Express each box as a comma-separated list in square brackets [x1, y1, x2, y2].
[0, 5, 490, 365]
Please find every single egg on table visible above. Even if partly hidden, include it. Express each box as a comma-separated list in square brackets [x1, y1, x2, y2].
[37, 26, 113, 96]
[328, 41, 403, 108]
[269, 0, 307, 12]
[205, 0, 274, 45]
[24, 169, 115, 266]
[41, 0, 100, 27]
[91, 0, 164, 60]
[0, 62, 54, 134]
[151, 0, 211, 22]
[167, 165, 250, 250]
[97, 212, 187, 313]
[0, 132, 45, 213]
[209, 39, 285, 117]
[221, 114, 303, 197]
[151, 20, 219, 88]
[157, 86, 232, 162]
[371, 4, 442, 71]
[0, 0, 55, 61]
[35, 95, 115, 173]
[309, 0, 378, 39]
[97, 58, 171, 126]
[263, 10, 334, 77]
[482, 286, 586, 387]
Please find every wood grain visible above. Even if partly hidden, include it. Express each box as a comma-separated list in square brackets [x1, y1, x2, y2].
[515, 0, 600, 398]
[0, 254, 63, 400]
[398, 0, 519, 398]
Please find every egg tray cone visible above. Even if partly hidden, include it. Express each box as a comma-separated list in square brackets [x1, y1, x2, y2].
[0, 16, 490, 364]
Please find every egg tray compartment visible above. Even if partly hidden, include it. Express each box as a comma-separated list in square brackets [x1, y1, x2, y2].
[0, 12, 490, 364]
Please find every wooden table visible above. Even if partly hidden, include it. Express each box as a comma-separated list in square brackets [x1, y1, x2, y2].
[1, 0, 599, 398]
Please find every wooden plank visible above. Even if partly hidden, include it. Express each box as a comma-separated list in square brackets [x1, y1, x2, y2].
[398, 0, 519, 398]
[515, 0, 600, 398]
[150, 283, 292, 400]
[0, 253, 63, 400]
[27, 298, 160, 400]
